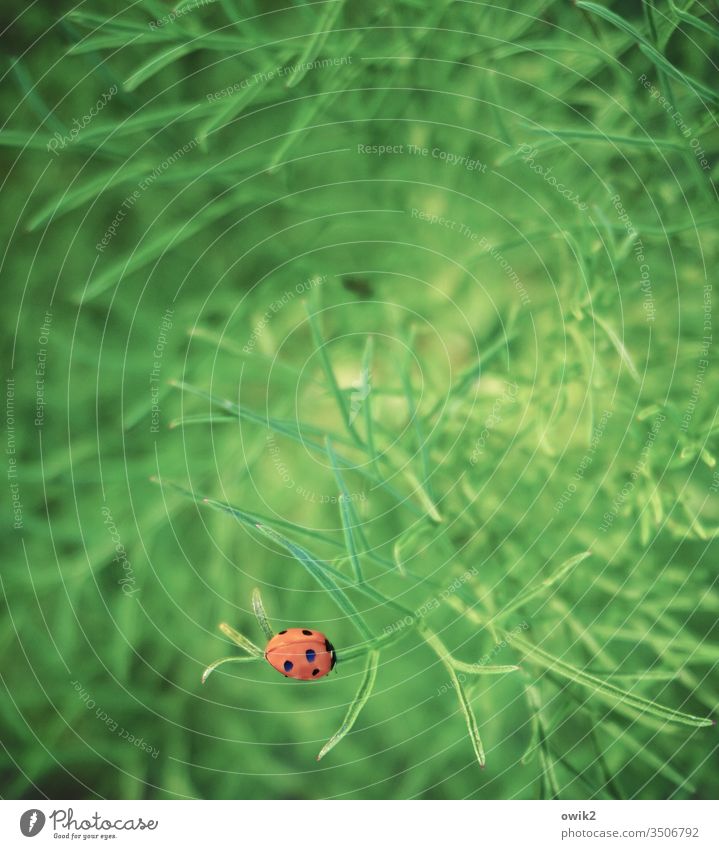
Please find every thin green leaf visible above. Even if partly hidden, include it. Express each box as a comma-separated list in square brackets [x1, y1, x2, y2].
[197, 72, 271, 148]
[668, 0, 719, 40]
[285, 1, 346, 89]
[68, 32, 171, 54]
[218, 622, 263, 656]
[66, 10, 159, 33]
[252, 588, 274, 640]
[169, 379, 422, 518]
[576, 2, 719, 104]
[423, 629, 486, 768]
[521, 126, 688, 153]
[124, 43, 196, 92]
[153, 477, 415, 618]
[603, 718, 696, 794]
[590, 312, 641, 382]
[325, 436, 363, 582]
[361, 335, 380, 474]
[400, 329, 438, 515]
[513, 635, 714, 728]
[255, 523, 373, 641]
[317, 649, 379, 761]
[498, 551, 592, 618]
[304, 300, 363, 448]
[451, 659, 520, 675]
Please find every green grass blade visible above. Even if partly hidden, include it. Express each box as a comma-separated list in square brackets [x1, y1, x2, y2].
[285, 1, 346, 89]
[339, 495, 362, 582]
[83, 193, 237, 300]
[325, 436, 363, 582]
[513, 635, 714, 728]
[124, 43, 195, 92]
[201, 655, 262, 684]
[669, 0, 719, 40]
[423, 629, 486, 768]
[603, 718, 697, 794]
[400, 329, 438, 514]
[498, 551, 592, 618]
[304, 300, 363, 448]
[522, 126, 688, 153]
[251, 588, 274, 640]
[590, 311, 641, 382]
[317, 649, 379, 761]
[65, 10, 159, 33]
[576, 1, 719, 104]
[255, 524, 373, 641]
[197, 73, 272, 148]
[68, 32, 172, 54]
[218, 622, 263, 656]
[451, 659, 520, 675]
[170, 380, 423, 518]
[361, 335, 380, 472]
[27, 162, 149, 232]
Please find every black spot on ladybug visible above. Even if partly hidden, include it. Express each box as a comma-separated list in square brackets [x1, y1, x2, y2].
[302, 629, 312, 635]
[325, 638, 337, 669]
[306, 649, 316, 662]
[283, 660, 293, 672]
[312, 668, 320, 676]
[278, 630, 287, 634]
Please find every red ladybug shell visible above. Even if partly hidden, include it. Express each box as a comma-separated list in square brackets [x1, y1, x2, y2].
[265, 628, 336, 680]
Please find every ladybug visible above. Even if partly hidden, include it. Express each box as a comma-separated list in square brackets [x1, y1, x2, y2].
[264, 628, 336, 681]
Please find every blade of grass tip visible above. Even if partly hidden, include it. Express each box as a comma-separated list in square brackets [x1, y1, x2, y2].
[576, 1, 719, 104]
[339, 480, 372, 554]
[337, 625, 415, 662]
[10, 57, 68, 137]
[426, 315, 520, 423]
[497, 551, 592, 618]
[254, 523, 373, 641]
[170, 379, 424, 519]
[339, 495, 362, 582]
[168, 414, 237, 429]
[589, 311, 640, 383]
[153, 475, 400, 592]
[304, 300, 364, 449]
[218, 622, 263, 656]
[603, 718, 696, 794]
[317, 649, 379, 761]
[285, 0, 346, 89]
[201, 655, 262, 685]
[400, 329, 437, 513]
[158, 477, 349, 553]
[325, 436, 363, 581]
[402, 467, 442, 523]
[82, 194, 242, 300]
[422, 629, 485, 768]
[267, 53, 362, 170]
[668, 0, 719, 40]
[512, 635, 714, 728]
[361, 335, 381, 475]
[197, 72, 272, 150]
[451, 659, 520, 675]
[123, 43, 195, 92]
[520, 680, 544, 765]
[251, 588, 274, 640]
[65, 10, 157, 32]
